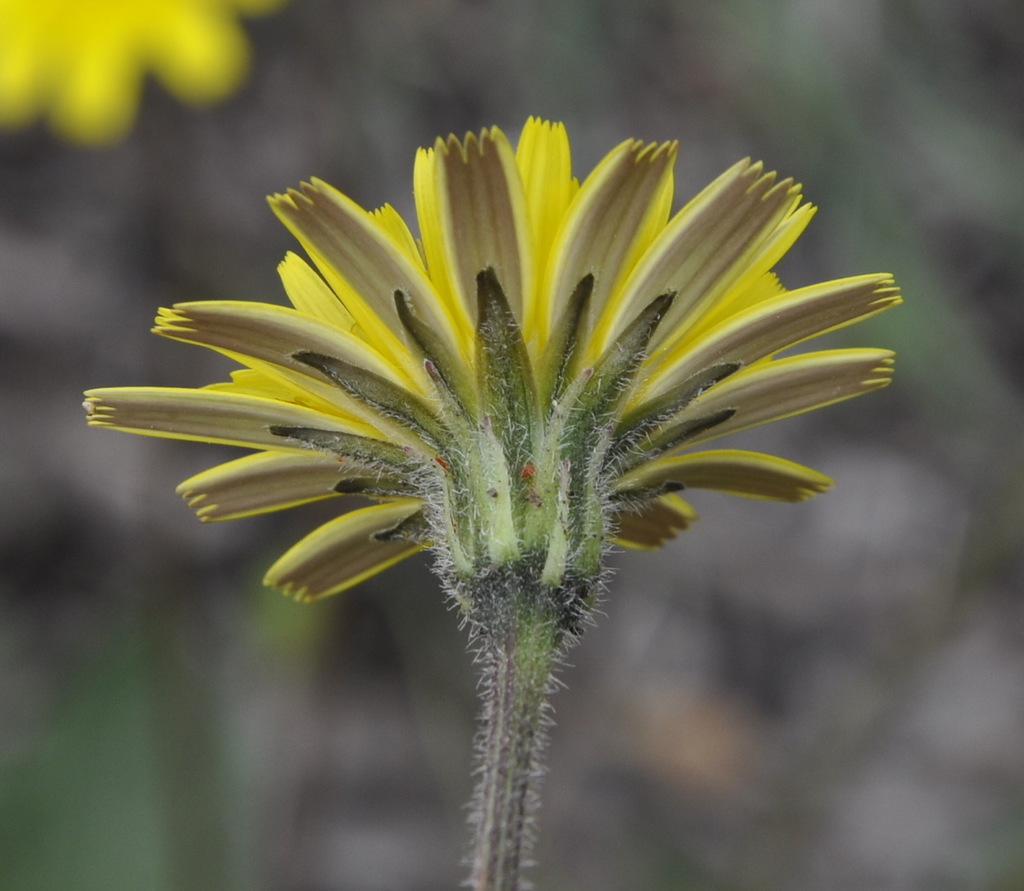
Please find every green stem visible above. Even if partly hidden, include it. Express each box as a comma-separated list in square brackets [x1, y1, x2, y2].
[468, 586, 561, 891]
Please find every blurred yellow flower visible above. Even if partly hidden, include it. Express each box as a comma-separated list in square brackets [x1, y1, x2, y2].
[0, 0, 286, 144]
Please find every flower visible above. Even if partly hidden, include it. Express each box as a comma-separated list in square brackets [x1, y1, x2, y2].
[0, 0, 285, 144]
[85, 118, 899, 615]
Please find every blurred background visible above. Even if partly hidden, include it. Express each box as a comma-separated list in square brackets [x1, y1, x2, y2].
[2, 1, 1024, 889]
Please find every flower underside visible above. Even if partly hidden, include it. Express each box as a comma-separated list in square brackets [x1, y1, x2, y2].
[85, 119, 899, 620]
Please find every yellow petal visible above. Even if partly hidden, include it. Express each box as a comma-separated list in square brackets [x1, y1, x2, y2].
[154, 300, 439, 445]
[83, 386, 373, 450]
[372, 203, 428, 272]
[154, 300, 414, 392]
[265, 500, 425, 600]
[617, 449, 833, 502]
[675, 348, 896, 448]
[206, 368, 310, 400]
[678, 271, 785, 346]
[541, 137, 677, 359]
[638, 274, 901, 404]
[199, 367, 378, 439]
[177, 451, 361, 522]
[709, 202, 816, 324]
[269, 180, 461, 377]
[608, 161, 806, 359]
[515, 118, 577, 338]
[417, 127, 531, 358]
[612, 493, 698, 549]
[413, 144, 459, 343]
[278, 251, 356, 330]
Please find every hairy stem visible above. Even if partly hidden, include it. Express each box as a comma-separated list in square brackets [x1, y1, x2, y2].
[468, 588, 561, 890]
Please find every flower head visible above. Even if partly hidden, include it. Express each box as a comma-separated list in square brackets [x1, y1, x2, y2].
[0, 0, 285, 144]
[85, 119, 899, 621]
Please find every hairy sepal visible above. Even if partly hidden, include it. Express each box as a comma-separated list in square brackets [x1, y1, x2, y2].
[475, 268, 538, 475]
[615, 360, 741, 442]
[615, 408, 738, 473]
[608, 361, 740, 471]
[560, 290, 675, 469]
[394, 288, 479, 419]
[269, 425, 425, 475]
[292, 350, 446, 450]
[536, 273, 594, 405]
[547, 290, 675, 576]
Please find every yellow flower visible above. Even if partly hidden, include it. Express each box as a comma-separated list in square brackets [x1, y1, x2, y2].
[85, 119, 899, 610]
[0, 0, 285, 144]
